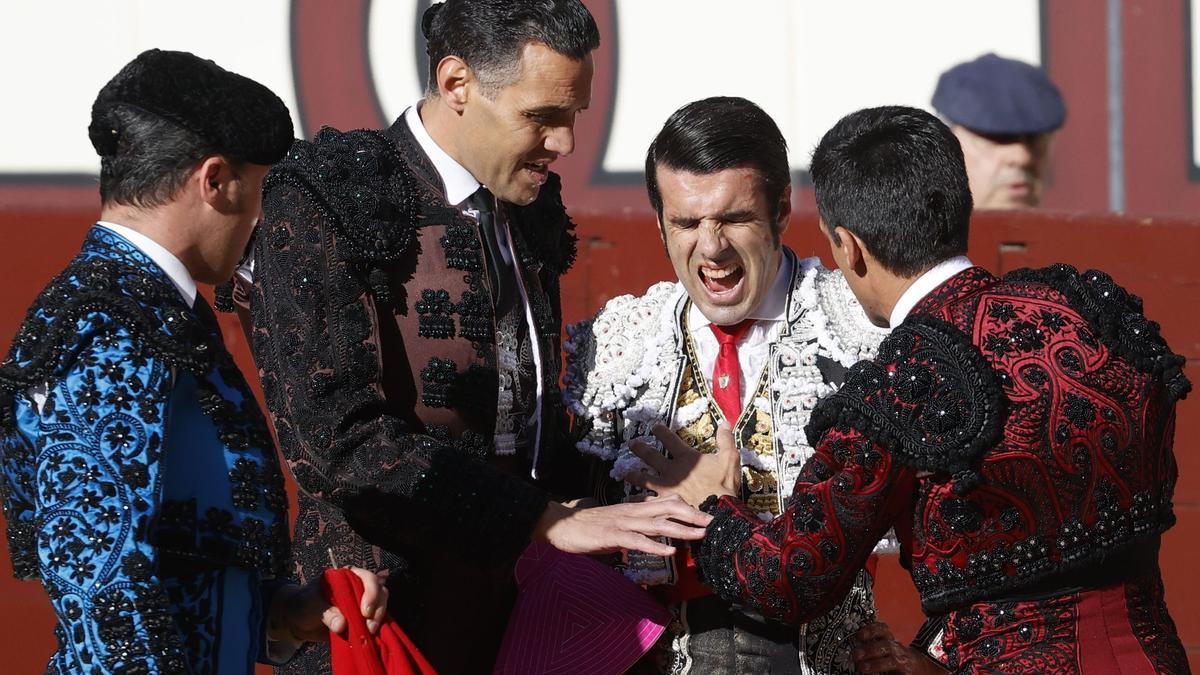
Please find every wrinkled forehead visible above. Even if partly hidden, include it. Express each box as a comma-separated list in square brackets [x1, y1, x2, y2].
[658, 166, 771, 221]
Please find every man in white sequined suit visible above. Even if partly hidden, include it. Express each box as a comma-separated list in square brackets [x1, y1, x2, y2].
[565, 97, 893, 674]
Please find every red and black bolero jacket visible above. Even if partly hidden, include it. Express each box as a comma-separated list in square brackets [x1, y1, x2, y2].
[695, 264, 1190, 624]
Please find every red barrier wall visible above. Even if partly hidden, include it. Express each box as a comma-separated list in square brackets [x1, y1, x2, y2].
[1, 207, 1197, 671]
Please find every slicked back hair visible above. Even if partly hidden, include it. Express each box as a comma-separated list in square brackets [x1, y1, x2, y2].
[645, 96, 791, 239]
[810, 105, 972, 277]
[422, 0, 599, 97]
[98, 105, 230, 209]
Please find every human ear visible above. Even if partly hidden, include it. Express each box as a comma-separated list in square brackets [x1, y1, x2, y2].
[436, 56, 472, 112]
[834, 225, 867, 275]
[775, 185, 792, 238]
[196, 156, 239, 212]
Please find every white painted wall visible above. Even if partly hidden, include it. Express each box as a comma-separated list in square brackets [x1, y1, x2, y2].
[1, 0, 1040, 176]
[603, 0, 1040, 173]
[0, 0, 297, 174]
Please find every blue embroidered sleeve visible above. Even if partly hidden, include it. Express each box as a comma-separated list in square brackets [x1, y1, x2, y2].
[22, 324, 190, 673]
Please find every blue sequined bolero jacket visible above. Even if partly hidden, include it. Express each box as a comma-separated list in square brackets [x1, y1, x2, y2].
[0, 226, 289, 673]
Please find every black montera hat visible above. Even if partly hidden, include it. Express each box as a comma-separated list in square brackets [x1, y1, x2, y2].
[88, 49, 294, 164]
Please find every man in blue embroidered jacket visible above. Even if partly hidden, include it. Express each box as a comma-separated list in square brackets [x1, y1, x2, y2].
[0, 49, 387, 674]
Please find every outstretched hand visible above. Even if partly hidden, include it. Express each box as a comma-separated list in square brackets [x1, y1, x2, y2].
[625, 423, 741, 507]
[533, 494, 712, 557]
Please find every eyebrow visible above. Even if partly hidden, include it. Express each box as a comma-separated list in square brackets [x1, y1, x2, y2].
[667, 210, 757, 228]
[526, 102, 590, 115]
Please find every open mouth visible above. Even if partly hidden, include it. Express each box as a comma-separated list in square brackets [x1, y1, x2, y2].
[523, 161, 550, 186]
[698, 263, 745, 299]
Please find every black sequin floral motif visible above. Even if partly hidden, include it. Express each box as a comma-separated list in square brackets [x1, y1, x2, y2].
[1063, 393, 1096, 429]
[1008, 320, 1045, 352]
[420, 357, 458, 409]
[940, 498, 984, 533]
[987, 301, 1017, 323]
[416, 289, 456, 339]
[953, 609, 984, 641]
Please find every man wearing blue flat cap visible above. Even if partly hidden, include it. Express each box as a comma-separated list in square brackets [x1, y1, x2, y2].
[933, 53, 1066, 209]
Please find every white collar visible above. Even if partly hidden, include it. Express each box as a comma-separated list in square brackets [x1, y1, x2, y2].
[689, 248, 794, 329]
[404, 102, 481, 206]
[889, 255, 974, 327]
[97, 221, 197, 307]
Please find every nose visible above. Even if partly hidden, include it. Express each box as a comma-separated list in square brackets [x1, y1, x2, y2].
[1003, 136, 1036, 168]
[697, 222, 728, 259]
[545, 124, 576, 157]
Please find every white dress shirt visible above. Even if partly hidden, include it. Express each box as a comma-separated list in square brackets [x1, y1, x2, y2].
[687, 253, 793, 409]
[98, 221, 197, 307]
[888, 256, 974, 328]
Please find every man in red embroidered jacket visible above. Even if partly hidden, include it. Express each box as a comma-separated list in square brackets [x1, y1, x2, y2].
[632, 106, 1191, 673]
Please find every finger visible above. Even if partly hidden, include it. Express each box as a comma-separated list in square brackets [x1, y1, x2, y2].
[621, 532, 676, 557]
[854, 656, 901, 674]
[715, 423, 736, 454]
[851, 640, 894, 662]
[645, 496, 714, 526]
[641, 519, 709, 541]
[855, 621, 894, 643]
[322, 606, 347, 635]
[374, 585, 389, 623]
[651, 424, 700, 458]
[715, 423, 742, 495]
[630, 439, 669, 473]
[348, 567, 382, 617]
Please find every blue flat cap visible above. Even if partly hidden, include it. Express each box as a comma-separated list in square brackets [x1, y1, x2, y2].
[932, 53, 1065, 135]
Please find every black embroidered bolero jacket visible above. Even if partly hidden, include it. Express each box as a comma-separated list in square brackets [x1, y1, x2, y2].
[235, 117, 579, 667]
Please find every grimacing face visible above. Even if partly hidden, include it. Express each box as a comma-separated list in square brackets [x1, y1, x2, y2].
[457, 43, 593, 206]
[656, 165, 788, 327]
[953, 125, 1053, 209]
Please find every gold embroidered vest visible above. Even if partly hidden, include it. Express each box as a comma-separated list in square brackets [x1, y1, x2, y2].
[676, 321, 781, 516]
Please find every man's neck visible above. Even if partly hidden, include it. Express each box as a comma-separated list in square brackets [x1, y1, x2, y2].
[417, 96, 470, 174]
[876, 273, 921, 327]
[100, 202, 200, 281]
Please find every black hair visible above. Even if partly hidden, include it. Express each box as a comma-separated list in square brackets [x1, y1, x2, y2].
[645, 96, 790, 233]
[422, 0, 599, 96]
[97, 105, 234, 208]
[810, 105, 972, 277]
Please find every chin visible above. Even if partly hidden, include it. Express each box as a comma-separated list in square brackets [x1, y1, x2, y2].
[496, 184, 537, 206]
[517, 185, 542, 205]
[697, 303, 750, 327]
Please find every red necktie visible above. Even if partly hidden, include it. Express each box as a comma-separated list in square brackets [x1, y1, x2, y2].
[709, 319, 754, 424]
